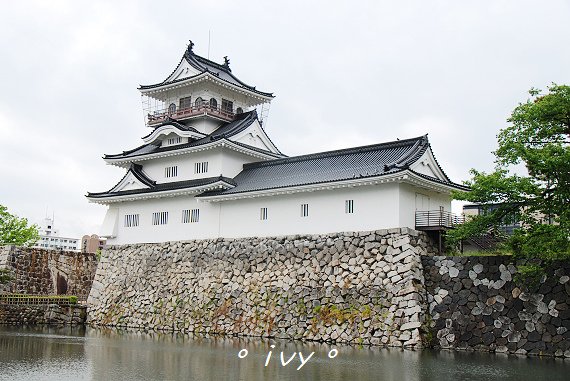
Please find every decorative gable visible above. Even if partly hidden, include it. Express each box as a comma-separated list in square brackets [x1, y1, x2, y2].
[409, 147, 449, 181]
[108, 164, 155, 193]
[231, 118, 281, 154]
[164, 58, 202, 83]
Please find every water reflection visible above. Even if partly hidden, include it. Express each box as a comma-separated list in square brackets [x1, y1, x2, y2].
[0, 326, 568, 381]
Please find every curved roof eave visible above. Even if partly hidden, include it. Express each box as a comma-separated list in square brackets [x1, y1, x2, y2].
[139, 72, 274, 98]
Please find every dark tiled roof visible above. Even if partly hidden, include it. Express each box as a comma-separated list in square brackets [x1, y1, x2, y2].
[139, 46, 273, 97]
[87, 176, 236, 199]
[104, 111, 282, 160]
[141, 119, 202, 140]
[199, 136, 442, 197]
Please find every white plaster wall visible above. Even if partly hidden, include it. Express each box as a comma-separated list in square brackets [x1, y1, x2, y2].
[102, 182, 451, 245]
[138, 148, 253, 183]
[217, 183, 401, 238]
[106, 196, 221, 245]
[398, 183, 452, 228]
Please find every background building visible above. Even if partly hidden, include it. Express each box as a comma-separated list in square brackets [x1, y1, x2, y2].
[32, 217, 80, 251]
[81, 234, 106, 254]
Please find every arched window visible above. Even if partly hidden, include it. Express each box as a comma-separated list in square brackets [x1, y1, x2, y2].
[209, 98, 217, 110]
[236, 107, 243, 114]
[195, 97, 204, 107]
[168, 103, 176, 115]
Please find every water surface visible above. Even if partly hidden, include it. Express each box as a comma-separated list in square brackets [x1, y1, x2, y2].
[0, 326, 568, 381]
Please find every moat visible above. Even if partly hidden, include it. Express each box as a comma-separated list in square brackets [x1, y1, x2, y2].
[0, 326, 568, 381]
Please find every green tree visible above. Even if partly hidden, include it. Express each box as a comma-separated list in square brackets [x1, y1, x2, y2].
[450, 84, 570, 282]
[0, 205, 39, 246]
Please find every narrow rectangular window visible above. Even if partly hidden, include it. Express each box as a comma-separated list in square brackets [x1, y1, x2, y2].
[301, 204, 309, 217]
[165, 165, 178, 178]
[260, 207, 268, 220]
[124, 214, 139, 227]
[190, 209, 200, 223]
[345, 199, 354, 214]
[182, 209, 191, 224]
[152, 211, 168, 225]
[194, 162, 209, 174]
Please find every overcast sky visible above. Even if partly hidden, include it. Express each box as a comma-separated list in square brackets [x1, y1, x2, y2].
[1, 0, 569, 238]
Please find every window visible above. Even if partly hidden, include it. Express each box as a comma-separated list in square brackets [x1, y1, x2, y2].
[301, 204, 309, 217]
[179, 96, 192, 109]
[165, 166, 178, 178]
[168, 103, 176, 115]
[236, 107, 243, 114]
[194, 161, 209, 174]
[124, 214, 139, 227]
[182, 209, 200, 223]
[221, 99, 233, 113]
[152, 211, 169, 225]
[195, 97, 204, 107]
[166, 137, 182, 145]
[260, 207, 268, 220]
[209, 98, 217, 109]
[345, 200, 354, 214]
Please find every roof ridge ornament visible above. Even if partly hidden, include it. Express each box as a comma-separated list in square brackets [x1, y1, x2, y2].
[223, 56, 231, 71]
[187, 40, 194, 52]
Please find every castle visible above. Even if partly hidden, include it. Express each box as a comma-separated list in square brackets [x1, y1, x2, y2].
[87, 41, 465, 245]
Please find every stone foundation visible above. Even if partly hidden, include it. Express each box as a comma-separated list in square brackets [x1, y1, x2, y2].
[88, 228, 434, 348]
[423, 256, 570, 357]
[0, 245, 98, 298]
[0, 304, 86, 325]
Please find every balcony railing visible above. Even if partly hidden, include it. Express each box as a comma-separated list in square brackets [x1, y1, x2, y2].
[415, 210, 464, 230]
[146, 104, 235, 126]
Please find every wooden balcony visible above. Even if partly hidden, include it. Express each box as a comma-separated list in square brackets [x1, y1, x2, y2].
[415, 210, 464, 231]
[146, 104, 235, 126]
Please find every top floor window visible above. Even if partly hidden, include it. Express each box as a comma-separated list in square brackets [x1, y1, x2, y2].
[236, 107, 243, 114]
[209, 98, 217, 110]
[179, 97, 192, 110]
[221, 99, 233, 113]
[195, 97, 204, 107]
[168, 103, 176, 115]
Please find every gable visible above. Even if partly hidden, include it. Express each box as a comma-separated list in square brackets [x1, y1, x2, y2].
[164, 58, 202, 83]
[109, 170, 152, 193]
[230, 119, 281, 154]
[409, 147, 448, 181]
[142, 124, 205, 144]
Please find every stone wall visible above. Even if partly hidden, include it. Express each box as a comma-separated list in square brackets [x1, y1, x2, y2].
[88, 228, 435, 347]
[0, 304, 86, 325]
[0, 245, 98, 298]
[423, 256, 570, 357]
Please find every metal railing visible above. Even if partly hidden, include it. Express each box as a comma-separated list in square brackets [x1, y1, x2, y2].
[415, 210, 464, 229]
[0, 294, 79, 306]
[146, 104, 235, 126]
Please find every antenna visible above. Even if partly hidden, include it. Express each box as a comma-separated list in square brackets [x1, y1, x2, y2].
[208, 30, 211, 59]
